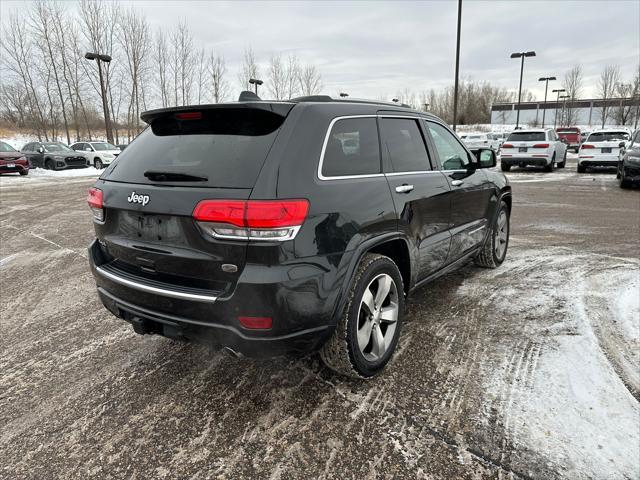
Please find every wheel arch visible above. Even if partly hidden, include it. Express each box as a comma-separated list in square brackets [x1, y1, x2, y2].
[331, 233, 414, 326]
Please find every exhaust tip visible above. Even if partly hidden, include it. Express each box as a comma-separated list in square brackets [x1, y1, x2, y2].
[222, 346, 242, 358]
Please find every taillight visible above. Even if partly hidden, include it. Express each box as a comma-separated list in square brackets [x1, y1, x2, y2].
[193, 199, 309, 241]
[501, 143, 514, 148]
[532, 144, 549, 148]
[581, 144, 595, 149]
[175, 112, 202, 120]
[87, 187, 104, 222]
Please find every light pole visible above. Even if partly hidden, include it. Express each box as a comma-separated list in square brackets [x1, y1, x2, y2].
[452, 0, 462, 131]
[249, 78, 263, 95]
[538, 76, 556, 128]
[510, 51, 536, 129]
[85, 52, 113, 144]
[559, 94, 570, 127]
[339, 92, 349, 98]
[552, 88, 566, 128]
[423, 103, 429, 111]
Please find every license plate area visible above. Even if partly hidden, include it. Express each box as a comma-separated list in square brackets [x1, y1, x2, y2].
[120, 212, 183, 243]
[6, 163, 15, 168]
[519, 147, 527, 152]
[601, 147, 611, 153]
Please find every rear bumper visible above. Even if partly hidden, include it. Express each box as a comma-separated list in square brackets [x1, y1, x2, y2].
[500, 156, 550, 167]
[578, 156, 618, 167]
[88, 239, 340, 356]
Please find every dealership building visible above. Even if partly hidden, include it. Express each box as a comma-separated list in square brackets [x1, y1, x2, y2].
[490, 97, 639, 127]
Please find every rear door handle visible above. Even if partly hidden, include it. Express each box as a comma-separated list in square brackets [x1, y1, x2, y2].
[451, 180, 464, 186]
[395, 184, 414, 193]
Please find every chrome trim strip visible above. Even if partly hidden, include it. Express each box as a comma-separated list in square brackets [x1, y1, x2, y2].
[95, 266, 218, 303]
[385, 171, 440, 177]
[468, 225, 486, 235]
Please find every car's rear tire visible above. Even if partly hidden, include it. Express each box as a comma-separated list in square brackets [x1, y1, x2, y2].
[577, 164, 586, 173]
[544, 154, 555, 172]
[557, 150, 567, 168]
[619, 173, 631, 188]
[320, 253, 405, 379]
[19, 170, 28, 176]
[475, 200, 510, 269]
[500, 163, 511, 172]
[94, 158, 103, 169]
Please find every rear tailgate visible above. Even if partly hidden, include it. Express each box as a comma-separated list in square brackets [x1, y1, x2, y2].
[92, 104, 292, 297]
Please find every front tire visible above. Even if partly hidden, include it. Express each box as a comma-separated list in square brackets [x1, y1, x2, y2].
[577, 163, 586, 173]
[19, 170, 28, 176]
[501, 163, 511, 172]
[320, 254, 405, 379]
[94, 158, 103, 169]
[475, 200, 510, 269]
[45, 159, 55, 170]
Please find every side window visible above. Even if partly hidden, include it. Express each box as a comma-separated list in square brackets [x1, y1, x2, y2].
[379, 118, 431, 172]
[22, 143, 32, 152]
[321, 117, 380, 177]
[425, 121, 470, 170]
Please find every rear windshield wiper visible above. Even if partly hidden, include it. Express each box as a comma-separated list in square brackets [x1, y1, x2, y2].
[144, 170, 208, 182]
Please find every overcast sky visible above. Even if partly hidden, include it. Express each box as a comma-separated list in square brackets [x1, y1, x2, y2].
[3, 0, 639, 101]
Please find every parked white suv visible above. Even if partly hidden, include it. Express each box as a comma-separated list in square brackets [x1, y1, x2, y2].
[577, 129, 632, 173]
[499, 128, 568, 172]
[460, 133, 501, 150]
[70, 141, 121, 169]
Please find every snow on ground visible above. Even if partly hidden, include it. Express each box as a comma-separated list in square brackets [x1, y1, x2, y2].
[458, 247, 640, 479]
[0, 167, 100, 187]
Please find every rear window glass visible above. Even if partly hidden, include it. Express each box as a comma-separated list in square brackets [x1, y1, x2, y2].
[557, 128, 578, 133]
[321, 118, 380, 177]
[380, 118, 431, 172]
[507, 132, 545, 142]
[587, 131, 630, 142]
[467, 135, 483, 139]
[104, 108, 285, 188]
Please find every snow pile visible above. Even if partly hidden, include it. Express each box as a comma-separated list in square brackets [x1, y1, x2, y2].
[27, 167, 102, 178]
[458, 248, 640, 479]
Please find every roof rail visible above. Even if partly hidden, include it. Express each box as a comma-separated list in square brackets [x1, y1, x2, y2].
[290, 95, 414, 109]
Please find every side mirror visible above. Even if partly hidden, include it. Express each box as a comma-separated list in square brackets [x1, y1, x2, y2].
[619, 141, 626, 148]
[85, 147, 92, 152]
[475, 148, 497, 169]
[37, 146, 44, 153]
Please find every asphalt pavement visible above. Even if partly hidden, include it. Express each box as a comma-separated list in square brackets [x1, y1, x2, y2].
[1, 154, 638, 480]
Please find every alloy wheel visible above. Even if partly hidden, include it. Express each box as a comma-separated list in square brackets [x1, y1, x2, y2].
[495, 210, 508, 259]
[356, 273, 399, 362]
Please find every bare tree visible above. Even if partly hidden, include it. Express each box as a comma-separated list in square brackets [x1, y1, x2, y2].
[238, 47, 259, 92]
[612, 81, 636, 125]
[596, 65, 620, 128]
[194, 48, 207, 104]
[563, 64, 583, 126]
[284, 54, 301, 99]
[168, 21, 195, 106]
[298, 64, 322, 96]
[268, 54, 286, 100]
[119, 7, 150, 137]
[208, 52, 228, 103]
[155, 30, 170, 108]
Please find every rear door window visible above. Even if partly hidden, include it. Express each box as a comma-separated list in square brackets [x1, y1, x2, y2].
[379, 118, 431, 172]
[321, 117, 380, 177]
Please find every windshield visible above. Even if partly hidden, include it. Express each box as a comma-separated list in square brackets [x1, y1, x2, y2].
[104, 108, 286, 188]
[587, 132, 630, 142]
[507, 132, 546, 142]
[0, 141, 17, 152]
[91, 142, 118, 151]
[43, 143, 73, 152]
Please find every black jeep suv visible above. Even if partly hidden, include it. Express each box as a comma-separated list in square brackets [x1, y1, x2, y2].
[87, 94, 511, 378]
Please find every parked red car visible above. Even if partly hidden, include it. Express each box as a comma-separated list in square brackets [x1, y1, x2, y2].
[0, 141, 29, 175]
[556, 127, 581, 152]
